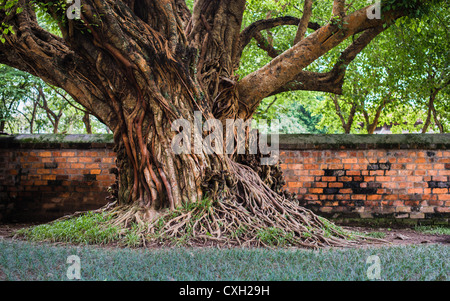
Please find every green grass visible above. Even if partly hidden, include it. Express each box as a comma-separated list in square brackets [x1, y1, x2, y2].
[15, 212, 122, 245]
[415, 225, 450, 236]
[0, 239, 448, 281]
[365, 232, 387, 239]
[256, 227, 294, 246]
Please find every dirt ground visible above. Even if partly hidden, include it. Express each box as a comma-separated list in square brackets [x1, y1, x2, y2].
[341, 226, 450, 246]
[0, 223, 448, 247]
[0, 224, 36, 239]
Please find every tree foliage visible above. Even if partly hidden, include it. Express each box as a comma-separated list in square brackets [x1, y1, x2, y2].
[2, 0, 447, 135]
[309, 1, 450, 134]
[0, 64, 108, 134]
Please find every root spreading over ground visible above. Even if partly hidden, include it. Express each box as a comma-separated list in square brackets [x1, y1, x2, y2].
[96, 160, 385, 249]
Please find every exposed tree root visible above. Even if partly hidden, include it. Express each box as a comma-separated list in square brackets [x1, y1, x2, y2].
[98, 159, 386, 249]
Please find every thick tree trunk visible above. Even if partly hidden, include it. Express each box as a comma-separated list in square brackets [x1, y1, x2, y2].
[106, 82, 211, 210]
[112, 113, 208, 211]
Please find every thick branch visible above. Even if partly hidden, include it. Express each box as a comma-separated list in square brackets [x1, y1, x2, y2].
[237, 6, 400, 119]
[187, 0, 246, 118]
[269, 70, 344, 95]
[0, 1, 117, 128]
[270, 25, 386, 97]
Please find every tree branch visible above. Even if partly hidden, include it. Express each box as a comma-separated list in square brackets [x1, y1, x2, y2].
[294, 0, 314, 44]
[253, 32, 282, 58]
[367, 93, 391, 134]
[237, 5, 400, 119]
[238, 16, 321, 58]
[332, 0, 346, 19]
[331, 94, 348, 131]
[0, 1, 119, 125]
[269, 70, 345, 95]
[269, 24, 386, 97]
[49, 85, 91, 115]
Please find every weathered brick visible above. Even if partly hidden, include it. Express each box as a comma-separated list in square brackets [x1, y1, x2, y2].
[319, 207, 333, 213]
[61, 151, 76, 157]
[415, 158, 427, 164]
[346, 170, 361, 176]
[39, 152, 52, 157]
[428, 200, 444, 206]
[433, 188, 448, 194]
[71, 163, 85, 169]
[420, 207, 435, 213]
[79, 157, 93, 163]
[375, 176, 391, 182]
[304, 164, 319, 169]
[396, 206, 411, 213]
[410, 212, 425, 219]
[287, 182, 302, 188]
[36, 169, 50, 175]
[367, 195, 382, 201]
[408, 188, 423, 194]
[438, 194, 450, 201]
[2, 136, 450, 222]
[309, 170, 325, 176]
[102, 157, 115, 163]
[44, 162, 58, 169]
[328, 182, 343, 188]
[85, 163, 100, 169]
[342, 158, 357, 164]
[290, 164, 303, 170]
[436, 207, 450, 213]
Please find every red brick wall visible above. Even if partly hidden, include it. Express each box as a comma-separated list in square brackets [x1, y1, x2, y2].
[0, 136, 117, 222]
[1, 134, 449, 222]
[279, 145, 450, 220]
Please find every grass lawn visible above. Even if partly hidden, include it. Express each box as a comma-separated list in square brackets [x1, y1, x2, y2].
[0, 239, 448, 281]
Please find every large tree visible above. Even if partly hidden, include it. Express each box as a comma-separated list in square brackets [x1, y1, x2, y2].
[0, 0, 436, 247]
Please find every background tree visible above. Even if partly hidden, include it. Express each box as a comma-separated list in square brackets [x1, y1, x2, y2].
[313, 2, 450, 134]
[0, 63, 110, 134]
[0, 64, 31, 133]
[0, 0, 441, 247]
[392, 2, 450, 133]
[253, 91, 325, 134]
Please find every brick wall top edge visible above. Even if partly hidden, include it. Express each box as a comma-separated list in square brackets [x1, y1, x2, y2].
[277, 134, 450, 150]
[0, 134, 115, 149]
[1, 133, 449, 150]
